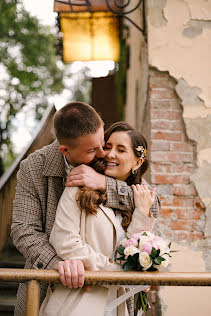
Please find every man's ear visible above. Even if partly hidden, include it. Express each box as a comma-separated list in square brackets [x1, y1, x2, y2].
[59, 145, 69, 156]
[133, 158, 144, 171]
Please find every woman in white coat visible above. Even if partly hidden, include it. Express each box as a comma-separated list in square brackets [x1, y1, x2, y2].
[40, 122, 156, 316]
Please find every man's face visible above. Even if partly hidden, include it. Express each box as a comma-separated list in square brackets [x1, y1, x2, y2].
[61, 125, 105, 166]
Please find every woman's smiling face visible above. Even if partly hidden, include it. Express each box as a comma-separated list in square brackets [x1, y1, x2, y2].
[104, 131, 140, 181]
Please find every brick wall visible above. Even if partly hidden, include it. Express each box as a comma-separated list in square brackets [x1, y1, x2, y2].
[149, 68, 206, 242]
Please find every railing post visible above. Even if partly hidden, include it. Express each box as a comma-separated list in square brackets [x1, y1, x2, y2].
[25, 280, 40, 316]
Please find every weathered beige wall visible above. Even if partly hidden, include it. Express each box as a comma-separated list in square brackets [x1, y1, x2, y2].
[160, 242, 211, 315]
[124, 6, 148, 131]
[147, 0, 211, 315]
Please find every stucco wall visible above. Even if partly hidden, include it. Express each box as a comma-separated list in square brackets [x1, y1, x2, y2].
[146, 0, 211, 315]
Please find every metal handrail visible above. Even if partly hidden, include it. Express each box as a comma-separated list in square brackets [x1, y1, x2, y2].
[1, 269, 211, 316]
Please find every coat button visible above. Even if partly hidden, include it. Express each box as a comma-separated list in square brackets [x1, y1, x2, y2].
[37, 262, 43, 269]
[120, 187, 125, 193]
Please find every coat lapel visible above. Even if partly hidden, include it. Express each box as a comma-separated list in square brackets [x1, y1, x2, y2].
[99, 204, 118, 236]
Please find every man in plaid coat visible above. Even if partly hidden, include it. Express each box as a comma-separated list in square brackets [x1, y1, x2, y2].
[11, 102, 160, 316]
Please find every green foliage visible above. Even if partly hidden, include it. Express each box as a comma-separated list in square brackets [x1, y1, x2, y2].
[115, 33, 129, 119]
[0, 0, 65, 175]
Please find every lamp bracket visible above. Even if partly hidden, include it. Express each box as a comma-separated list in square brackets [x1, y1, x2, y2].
[55, 0, 145, 34]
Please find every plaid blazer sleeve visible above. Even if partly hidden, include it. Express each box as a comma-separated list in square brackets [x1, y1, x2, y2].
[105, 177, 161, 218]
[11, 159, 61, 270]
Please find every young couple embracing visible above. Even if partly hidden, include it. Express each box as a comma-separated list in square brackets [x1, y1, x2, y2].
[11, 102, 160, 316]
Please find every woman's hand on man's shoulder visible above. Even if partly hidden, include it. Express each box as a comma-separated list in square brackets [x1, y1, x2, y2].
[131, 184, 155, 217]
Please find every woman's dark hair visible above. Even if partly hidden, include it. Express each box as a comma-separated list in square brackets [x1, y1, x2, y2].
[104, 122, 149, 185]
[76, 121, 149, 230]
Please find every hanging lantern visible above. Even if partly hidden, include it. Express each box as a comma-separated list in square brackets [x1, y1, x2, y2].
[60, 12, 120, 62]
[54, 1, 120, 62]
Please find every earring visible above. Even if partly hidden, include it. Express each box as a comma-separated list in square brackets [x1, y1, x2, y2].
[132, 169, 135, 175]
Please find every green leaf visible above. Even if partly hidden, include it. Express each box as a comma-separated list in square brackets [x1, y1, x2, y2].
[123, 261, 135, 271]
[117, 246, 125, 255]
[158, 256, 165, 261]
[151, 247, 158, 258]
[154, 257, 162, 265]
[115, 256, 125, 261]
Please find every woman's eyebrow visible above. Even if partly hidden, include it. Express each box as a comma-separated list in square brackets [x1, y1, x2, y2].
[117, 144, 127, 149]
[105, 142, 128, 149]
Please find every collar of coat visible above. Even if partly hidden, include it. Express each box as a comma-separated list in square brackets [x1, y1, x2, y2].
[43, 139, 66, 178]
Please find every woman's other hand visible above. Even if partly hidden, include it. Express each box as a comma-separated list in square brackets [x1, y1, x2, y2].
[132, 184, 155, 216]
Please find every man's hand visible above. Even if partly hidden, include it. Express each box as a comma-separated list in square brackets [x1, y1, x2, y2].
[66, 165, 106, 191]
[56, 259, 85, 288]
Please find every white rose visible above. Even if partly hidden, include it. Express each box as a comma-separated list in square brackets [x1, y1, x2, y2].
[124, 246, 139, 259]
[139, 252, 152, 270]
[154, 254, 170, 271]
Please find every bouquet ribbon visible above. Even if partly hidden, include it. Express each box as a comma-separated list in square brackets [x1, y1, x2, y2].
[104, 285, 149, 315]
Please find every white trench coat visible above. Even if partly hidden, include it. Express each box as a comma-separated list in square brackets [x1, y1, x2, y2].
[39, 186, 155, 316]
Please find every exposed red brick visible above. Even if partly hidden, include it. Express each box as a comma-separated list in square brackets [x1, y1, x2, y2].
[170, 220, 195, 231]
[150, 89, 177, 100]
[152, 174, 189, 184]
[159, 196, 172, 207]
[172, 197, 194, 207]
[151, 163, 172, 173]
[173, 184, 197, 196]
[170, 143, 193, 152]
[174, 208, 205, 220]
[150, 99, 181, 111]
[160, 208, 173, 218]
[173, 231, 204, 242]
[173, 163, 194, 173]
[149, 69, 204, 244]
[151, 152, 194, 163]
[195, 197, 206, 209]
[151, 140, 170, 151]
[151, 131, 183, 141]
[151, 120, 184, 131]
[151, 110, 181, 120]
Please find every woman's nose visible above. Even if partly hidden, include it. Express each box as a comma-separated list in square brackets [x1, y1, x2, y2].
[106, 149, 115, 159]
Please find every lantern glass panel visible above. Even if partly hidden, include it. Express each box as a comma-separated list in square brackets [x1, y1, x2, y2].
[60, 12, 120, 62]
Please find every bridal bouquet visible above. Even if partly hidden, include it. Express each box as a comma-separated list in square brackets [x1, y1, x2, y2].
[115, 231, 173, 313]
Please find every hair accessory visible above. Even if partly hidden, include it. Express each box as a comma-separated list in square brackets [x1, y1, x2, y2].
[135, 145, 147, 159]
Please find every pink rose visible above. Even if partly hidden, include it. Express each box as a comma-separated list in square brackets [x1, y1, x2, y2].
[142, 240, 160, 254]
[141, 242, 153, 254]
[151, 240, 160, 250]
[154, 236, 163, 242]
[132, 232, 145, 240]
[124, 238, 138, 248]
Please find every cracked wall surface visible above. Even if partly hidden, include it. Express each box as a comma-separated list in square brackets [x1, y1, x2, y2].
[146, 0, 211, 315]
[147, 0, 211, 108]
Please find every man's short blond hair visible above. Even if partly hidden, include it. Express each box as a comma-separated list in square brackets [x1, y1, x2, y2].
[54, 102, 104, 146]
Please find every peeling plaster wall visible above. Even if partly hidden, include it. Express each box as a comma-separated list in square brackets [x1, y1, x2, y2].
[147, 0, 211, 315]
[148, 0, 211, 108]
